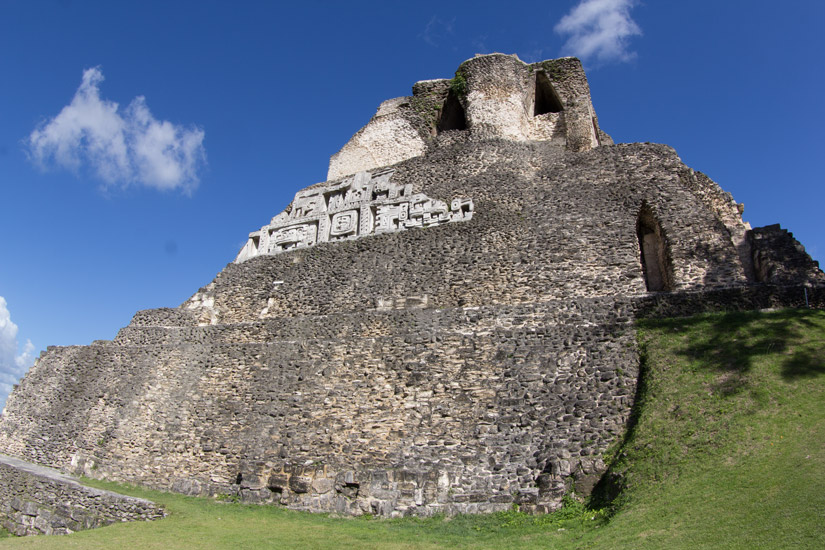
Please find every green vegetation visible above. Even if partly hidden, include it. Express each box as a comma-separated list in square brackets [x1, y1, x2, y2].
[594, 308, 825, 547]
[409, 96, 443, 130]
[449, 71, 467, 98]
[3, 309, 823, 549]
[536, 60, 562, 81]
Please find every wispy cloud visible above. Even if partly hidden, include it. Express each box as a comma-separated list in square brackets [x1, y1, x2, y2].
[519, 47, 546, 64]
[420, 16, 455, 47]
[0, 296, 36, 412]
[555, 0, 642, 64]
[28, 67, 206, 193]
[471, 34, 490, 54]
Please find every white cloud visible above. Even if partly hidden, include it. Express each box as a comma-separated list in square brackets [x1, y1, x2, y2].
[28, 67, 206, 193]
[555, 0, 642, 64]
[0, 296, 36, 413]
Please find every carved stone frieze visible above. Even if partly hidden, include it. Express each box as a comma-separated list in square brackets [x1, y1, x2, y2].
[235, 169, 474, 262]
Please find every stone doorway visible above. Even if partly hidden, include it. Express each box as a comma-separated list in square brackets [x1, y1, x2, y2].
[637, 204, 673, 291]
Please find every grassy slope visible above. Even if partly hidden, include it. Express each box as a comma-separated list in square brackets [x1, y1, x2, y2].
[583, 308, 825, 549]
[2, 309, 823, 549]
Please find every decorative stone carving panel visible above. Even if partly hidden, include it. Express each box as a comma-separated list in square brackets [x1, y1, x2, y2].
[268, 223, 318, 253]
[235, 169, 474, 262]
[330, 210, 358, 238]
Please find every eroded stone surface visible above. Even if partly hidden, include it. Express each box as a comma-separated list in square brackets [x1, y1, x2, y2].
[327, 54, 609, 179]
[750, 224, 825, 285]
[327, 100, 427, 181]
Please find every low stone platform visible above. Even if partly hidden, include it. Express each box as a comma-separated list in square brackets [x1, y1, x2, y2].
[0, 454, 164, 536]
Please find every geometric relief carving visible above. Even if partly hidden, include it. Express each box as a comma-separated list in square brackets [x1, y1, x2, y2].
[235, 168, 474, 262]
[269, 222, 318, 252]
[375, 202, 408, 233]
[330, 210, 358, 238]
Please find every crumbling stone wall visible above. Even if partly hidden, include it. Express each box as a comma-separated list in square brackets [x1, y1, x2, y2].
[750, 224, 825, 285]
[0, 454, 163, 536]
[192, 142, 756, 328]
[328, 54, 608, 179]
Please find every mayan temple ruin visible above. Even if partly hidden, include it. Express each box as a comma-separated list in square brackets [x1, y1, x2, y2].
[1, 53, 823, 534]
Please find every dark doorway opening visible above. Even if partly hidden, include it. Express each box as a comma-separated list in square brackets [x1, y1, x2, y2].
[534, 71, 564, 116]
[437, 91, 467, 133]
[637, 204, 674, 291]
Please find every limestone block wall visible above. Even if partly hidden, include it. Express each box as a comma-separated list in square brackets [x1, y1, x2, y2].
[459, 55, 602, 150]
[0, 454, 163, 536]
[1, 139, 818, 518]
[0, 298, 639, 516]
[193, 142, 754, 327]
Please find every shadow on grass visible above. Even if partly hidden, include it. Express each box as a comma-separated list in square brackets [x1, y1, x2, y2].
[639, 309, 825, 394]
[781, 348, 825, 379]
[587, 335, 651, 513]
[589, 308, 825, 514]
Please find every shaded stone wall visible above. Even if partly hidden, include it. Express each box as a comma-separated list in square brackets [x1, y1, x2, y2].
[0, 454, 163, 536]
[633, 284, 825, 319]
[750, 225, 825, 285]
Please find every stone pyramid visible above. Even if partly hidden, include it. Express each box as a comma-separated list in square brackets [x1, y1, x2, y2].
[1, 54, 822, 519]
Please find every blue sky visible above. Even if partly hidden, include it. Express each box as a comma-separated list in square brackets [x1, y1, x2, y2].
[1, 0, 823, 408]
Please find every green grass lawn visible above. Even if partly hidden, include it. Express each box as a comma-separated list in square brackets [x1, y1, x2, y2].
[582, 308, 825, 549]
[3, 308, 823, 549]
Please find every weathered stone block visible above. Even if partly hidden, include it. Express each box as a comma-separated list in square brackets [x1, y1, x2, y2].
[288, 476, 312, 494]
